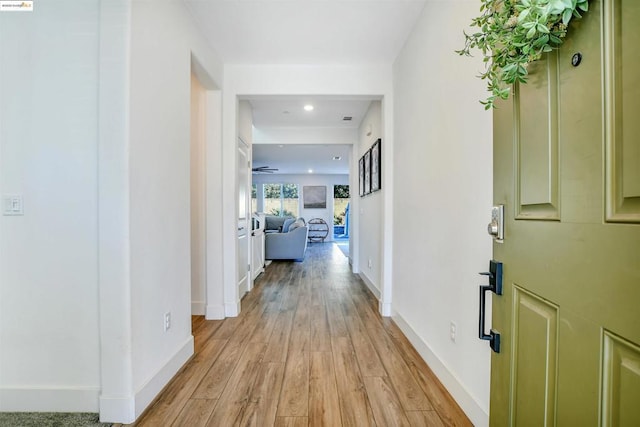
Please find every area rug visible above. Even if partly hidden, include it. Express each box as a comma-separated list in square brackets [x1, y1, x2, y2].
[334, 241, 349, 258]
[0, 412, 111, 427]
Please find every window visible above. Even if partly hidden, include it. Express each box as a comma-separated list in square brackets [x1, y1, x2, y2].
[251, 183, 257, 214]
[263, 183, 299, 217]
[334, 184, 350, 237]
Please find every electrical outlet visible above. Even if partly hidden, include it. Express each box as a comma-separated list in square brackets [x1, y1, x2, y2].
[450, 321, 457, 342]
[164, 312, 171, 331]
[368, 258, 372, 268]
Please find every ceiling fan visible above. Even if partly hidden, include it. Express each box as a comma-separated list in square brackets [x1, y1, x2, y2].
[252, 165, 279, 173]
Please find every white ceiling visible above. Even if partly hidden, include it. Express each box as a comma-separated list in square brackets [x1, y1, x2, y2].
[182, 0, 427, 65]
[249, 96, 372, 174]
[249, 96, 372, 129]
[182, 0, 425, 174]
[253, 144, 352, 175]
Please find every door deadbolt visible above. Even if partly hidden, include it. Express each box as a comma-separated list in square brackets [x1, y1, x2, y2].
[488, 205, 504, 242]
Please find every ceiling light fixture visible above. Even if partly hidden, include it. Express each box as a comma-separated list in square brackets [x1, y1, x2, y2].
[304, 105, 314, 111]
[308, 169, 313, 173]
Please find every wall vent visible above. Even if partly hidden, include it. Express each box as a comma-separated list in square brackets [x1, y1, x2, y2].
[342, 116, 352, 121]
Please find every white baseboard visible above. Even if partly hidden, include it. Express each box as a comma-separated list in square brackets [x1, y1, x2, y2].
[99, 394, 135, 423]
[224, 300, 240, 317]
[133, 335, 194, 419]
[205, 303, 226, 320]
[99, 336, 194, 423]
[191, 301, 205, 315]
[0, 386, 100, 412]
[378, 301, 392, 317]
[357, 272, 380, 299]
[392, 312, 489, 427]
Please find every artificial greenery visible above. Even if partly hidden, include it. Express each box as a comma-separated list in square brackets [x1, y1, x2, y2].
[457, 0, 589, 109]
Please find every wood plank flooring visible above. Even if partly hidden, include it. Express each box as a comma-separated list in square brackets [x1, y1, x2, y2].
[121, 243, 472, 426]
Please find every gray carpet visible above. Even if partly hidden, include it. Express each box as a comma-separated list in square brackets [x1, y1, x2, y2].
[0, 413, 111, 427]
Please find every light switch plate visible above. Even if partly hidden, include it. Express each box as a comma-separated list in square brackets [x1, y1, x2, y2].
[3, 194, 23, 216]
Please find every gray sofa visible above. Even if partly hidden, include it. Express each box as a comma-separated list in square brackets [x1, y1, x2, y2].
[265, 218, 308, 260]
[264, 215, 294, 233]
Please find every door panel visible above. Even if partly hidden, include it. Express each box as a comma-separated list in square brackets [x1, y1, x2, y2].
[514, 52, 560, 220]
[602, 332, 640, 426]
[605, 0, 640, 222]
[490, 1, 640, 425]
[511, 286, 558, 427]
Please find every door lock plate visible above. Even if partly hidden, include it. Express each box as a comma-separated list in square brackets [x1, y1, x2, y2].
[488, 205, 504, 242]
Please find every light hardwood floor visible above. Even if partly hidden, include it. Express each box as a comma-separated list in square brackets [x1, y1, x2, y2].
[120, 243, 472, 426]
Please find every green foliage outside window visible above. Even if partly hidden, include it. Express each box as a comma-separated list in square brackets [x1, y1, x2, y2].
[334, 185, 350, 199]
[263, 183, 299, 217]
[333, 185, 350, 225]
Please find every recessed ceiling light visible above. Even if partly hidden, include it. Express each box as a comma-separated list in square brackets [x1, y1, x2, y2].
[278, 145, 284, 148]
[308, 169, 313, 173]
[304, 105, 314, 111]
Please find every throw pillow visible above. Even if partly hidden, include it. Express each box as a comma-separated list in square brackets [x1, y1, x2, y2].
[282, 218, 296, 233]
[289, 218, 305, 232]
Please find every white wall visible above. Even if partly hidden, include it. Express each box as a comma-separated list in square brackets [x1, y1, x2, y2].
[357, 102, 383, 296]
[252, 173, 349, 241]
[239, 101, 253, 145]
[391, 2, 493, 426]
[0, 0, 101, 411]
[123, 0, 224, 421]
[254, 127, 357, 145]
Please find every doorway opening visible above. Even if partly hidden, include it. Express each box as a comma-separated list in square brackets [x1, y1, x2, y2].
[190, 71, 207, 316]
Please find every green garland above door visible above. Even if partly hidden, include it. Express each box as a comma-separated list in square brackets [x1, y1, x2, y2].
[456, 0, 589, 109]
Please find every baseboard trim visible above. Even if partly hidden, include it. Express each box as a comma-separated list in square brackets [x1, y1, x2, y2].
[224, 300, 240, 317]
[378, 301, 392, 317]
[205, 303, 226, 320]
[392, 312, 489, 427]
[0, 386, 100, 412]
[99, 394, 135, 423]
[133, 335, 194, 420]
[357, 272, 380, 299]
[191, 301, 205, 315]
[99, 336, 194, 423]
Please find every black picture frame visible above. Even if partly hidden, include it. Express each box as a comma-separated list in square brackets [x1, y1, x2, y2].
[371, 138, 381, 192]
[359, 156, 365, 196]
[364, 149, 371, 195]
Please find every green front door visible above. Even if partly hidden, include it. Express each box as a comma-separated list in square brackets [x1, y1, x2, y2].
[490, 1, 640, 425]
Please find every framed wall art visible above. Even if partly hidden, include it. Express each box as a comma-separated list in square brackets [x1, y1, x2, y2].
[303, 185, 327, 208]
[370, 138, 381, 192]
[359, 156, 365, 196]
[364, 149, 371, 195]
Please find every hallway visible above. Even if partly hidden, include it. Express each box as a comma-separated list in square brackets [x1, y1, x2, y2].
[125, 243, 471, 426]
